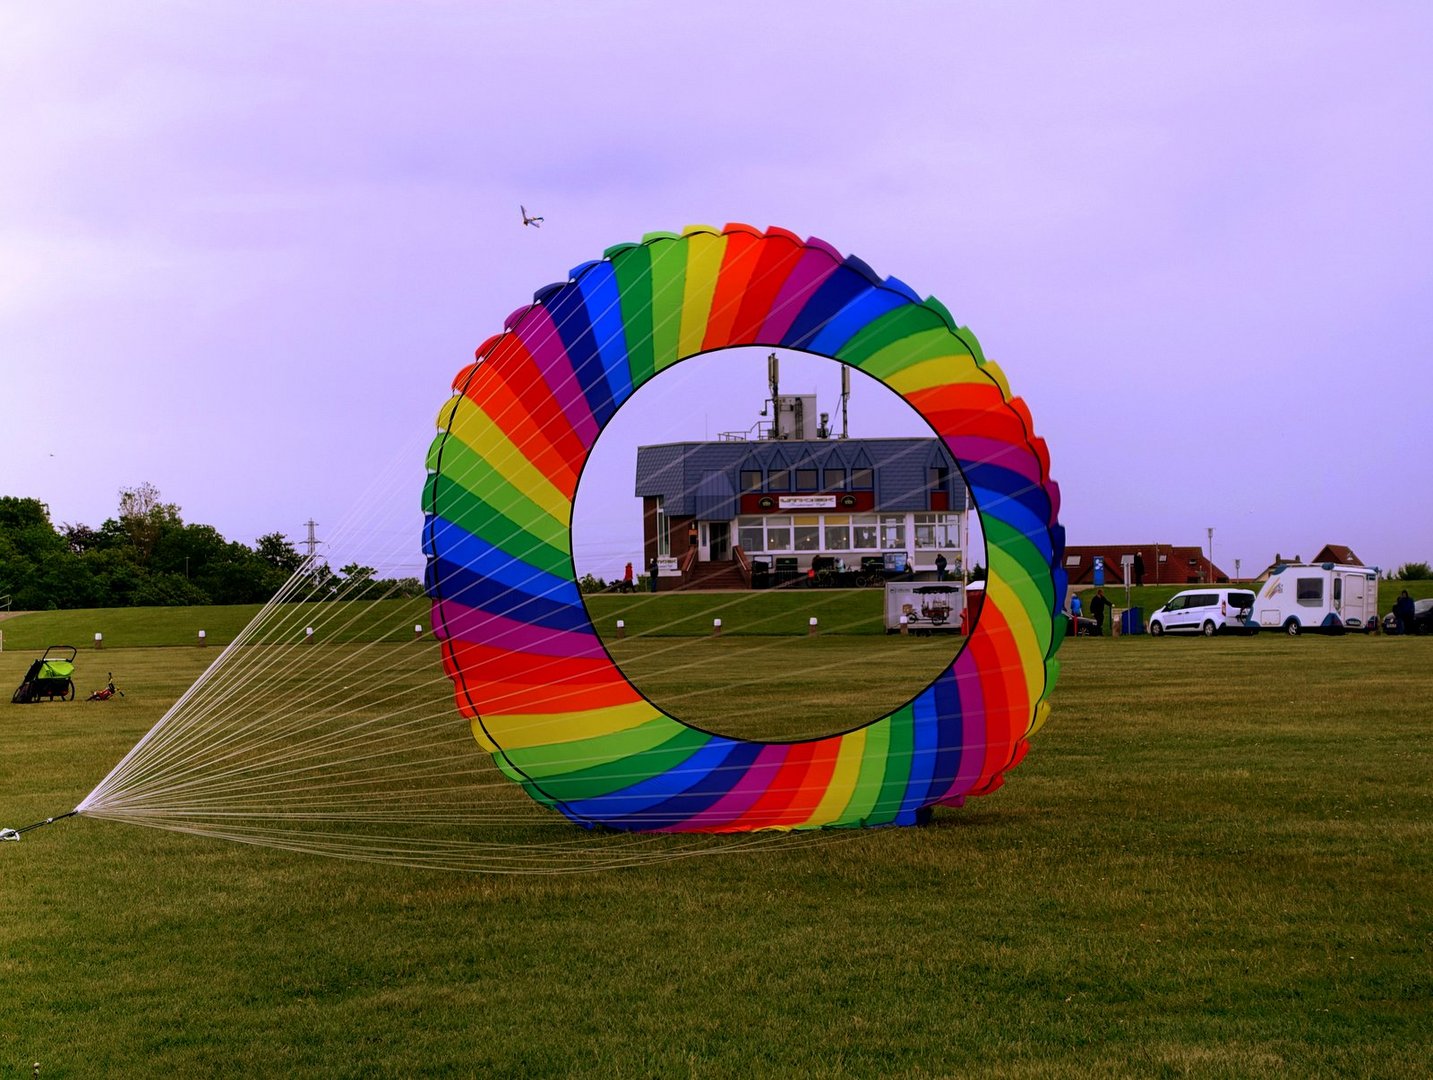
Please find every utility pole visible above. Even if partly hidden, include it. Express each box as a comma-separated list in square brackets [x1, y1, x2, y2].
[1207, 527, 1215, 583]
[304, 519, 322, 562]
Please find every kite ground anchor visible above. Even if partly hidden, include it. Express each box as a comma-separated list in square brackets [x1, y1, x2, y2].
[2, 810, 78, 841]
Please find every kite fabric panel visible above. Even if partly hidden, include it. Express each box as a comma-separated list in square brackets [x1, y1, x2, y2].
[423, 223, 1066, 833]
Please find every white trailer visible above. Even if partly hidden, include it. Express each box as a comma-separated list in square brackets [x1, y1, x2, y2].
[884, 582, 964, 634]
[1253, 563, 1379, 635]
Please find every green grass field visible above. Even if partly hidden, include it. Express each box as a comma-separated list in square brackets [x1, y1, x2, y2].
[1, 605, 1430, 1077]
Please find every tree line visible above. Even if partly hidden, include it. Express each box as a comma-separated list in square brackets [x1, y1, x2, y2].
[0, 485, 421, 610]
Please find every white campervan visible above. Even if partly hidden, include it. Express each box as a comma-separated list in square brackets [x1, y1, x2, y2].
[1252, 563, 1379, 635]
[1148, 588, 1258, 636]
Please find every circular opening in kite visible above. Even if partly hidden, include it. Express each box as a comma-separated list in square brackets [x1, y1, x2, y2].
[572, 348, 982, 743]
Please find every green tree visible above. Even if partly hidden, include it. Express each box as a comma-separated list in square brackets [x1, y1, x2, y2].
[1396, 561, 1431, 580]
[132, 572, 211, 607]
[116, 482, 182, 564]
[0, 496, 80, 610]
[256, 532, 304, 573]
[379, 576, 425, 598]
[61, 522, 105, 555]
[336, 562, 381, 601]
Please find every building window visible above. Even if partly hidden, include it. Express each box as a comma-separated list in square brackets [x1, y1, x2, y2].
[654, 495, 669, 557]
[795, 468, 818, 492]
[768, 468, 790, 491]
[794, 516, 821, 551]
[852, 515, 878, 549]
[928, 466, 948, 494]
[740, 469, 762, 494]
[824, 515, 851, 551]
[880, 515, 905, 550]
[765, 516, 792, 551]
[851, 467, 874, 490]
[914, 513, 954, 548]
[738, 522, 764, 552]
[823, 468, 846, 490]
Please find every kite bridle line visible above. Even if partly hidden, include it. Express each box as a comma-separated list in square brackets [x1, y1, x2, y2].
[0, 810, 78, 841]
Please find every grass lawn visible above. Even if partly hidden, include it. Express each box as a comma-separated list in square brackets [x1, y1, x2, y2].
[584, 587, 889, 636]
[1, 619, 1430, 1076]
[0, 598, 431, 651]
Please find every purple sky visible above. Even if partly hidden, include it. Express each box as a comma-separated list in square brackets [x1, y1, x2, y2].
[4, 2, 1431, 581]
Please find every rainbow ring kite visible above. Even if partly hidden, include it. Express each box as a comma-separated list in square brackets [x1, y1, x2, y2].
[423, 224, 1066, 832]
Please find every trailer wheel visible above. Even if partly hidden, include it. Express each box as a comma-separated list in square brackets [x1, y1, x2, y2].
[1149, 620, 1164, 637]
[1284, 618, 1301, 637]
[63, 679, 75, 701]
[1201, 620, 1217, 637]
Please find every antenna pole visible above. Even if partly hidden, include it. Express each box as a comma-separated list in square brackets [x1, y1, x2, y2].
[840, 365, 851, 439]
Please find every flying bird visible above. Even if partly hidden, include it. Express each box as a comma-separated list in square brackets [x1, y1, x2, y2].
[521, 205, 544, 228]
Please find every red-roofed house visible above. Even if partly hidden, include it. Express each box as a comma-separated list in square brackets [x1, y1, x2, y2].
[1062, 544, 1228, 586]
[1254, 544, 1365, 582]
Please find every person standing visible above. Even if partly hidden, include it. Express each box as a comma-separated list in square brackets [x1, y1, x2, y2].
[1394, 589, 1415, 635]
[622, 562, 634, 593]
[1134, 551, 1146, 587]
[647, 554, 659, 593]
[1090, 588, 1111, 636]
[935, 552, 948, 581]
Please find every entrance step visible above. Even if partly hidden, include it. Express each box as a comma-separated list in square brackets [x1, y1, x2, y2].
[673, 559, 748, 592]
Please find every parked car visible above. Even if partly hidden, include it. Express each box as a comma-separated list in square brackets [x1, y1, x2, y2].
[1382, 597, 1433, 635]
[1149, 588, 1258, 637]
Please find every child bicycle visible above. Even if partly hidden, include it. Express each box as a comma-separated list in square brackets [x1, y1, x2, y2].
[86, 673, 125, 701]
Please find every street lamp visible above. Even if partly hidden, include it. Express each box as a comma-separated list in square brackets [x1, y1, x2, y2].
[1207, 527, 1215, 583]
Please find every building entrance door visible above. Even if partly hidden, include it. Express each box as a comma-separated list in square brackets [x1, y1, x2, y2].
[707, 521, 730, 561]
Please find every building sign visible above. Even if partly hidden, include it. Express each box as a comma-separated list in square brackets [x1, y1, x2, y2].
[741, 491, 875, 514]
[657, 557, 679, 575]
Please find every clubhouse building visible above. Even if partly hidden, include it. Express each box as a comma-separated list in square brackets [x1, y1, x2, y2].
[635, 403, 968, 591]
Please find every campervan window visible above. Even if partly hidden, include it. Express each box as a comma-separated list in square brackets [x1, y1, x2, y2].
[1296, 578, 1323, 602]
[1333, 578, 1342, 603]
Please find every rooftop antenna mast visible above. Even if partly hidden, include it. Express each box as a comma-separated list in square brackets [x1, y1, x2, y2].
[839, 364, 850, 439]
[767, 352, 781, 439]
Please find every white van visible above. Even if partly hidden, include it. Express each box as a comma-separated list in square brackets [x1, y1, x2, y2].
[1149, 588, 1258, 637]
[1253, 563, 1379, 635]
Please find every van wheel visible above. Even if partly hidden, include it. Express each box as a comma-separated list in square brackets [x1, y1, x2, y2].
[1201, 620, 1217, 637]
[1284, 618, 1301, 637]
[1149, 620, 1164, 637]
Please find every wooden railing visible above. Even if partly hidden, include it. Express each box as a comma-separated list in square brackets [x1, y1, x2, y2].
[678, 546, 699, 579]
[733, 546, 753, 588]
